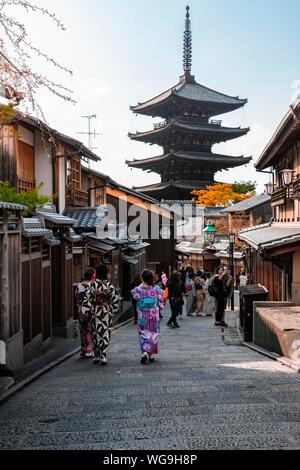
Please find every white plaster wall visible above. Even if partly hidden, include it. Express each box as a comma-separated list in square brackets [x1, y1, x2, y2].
[34, 130, 53, 197]
[59, 157, 66, 213]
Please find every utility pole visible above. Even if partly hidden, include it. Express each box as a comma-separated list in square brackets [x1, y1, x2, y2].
[77, 114, 100, 167]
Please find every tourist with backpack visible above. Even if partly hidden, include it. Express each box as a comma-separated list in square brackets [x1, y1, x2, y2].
[82, 264, 120, 365]
[209, 266, 230, 327]
[131, 269, 165, 364]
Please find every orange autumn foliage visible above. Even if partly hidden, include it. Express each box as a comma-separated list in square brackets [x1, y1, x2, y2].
[192, 183, 253, 207]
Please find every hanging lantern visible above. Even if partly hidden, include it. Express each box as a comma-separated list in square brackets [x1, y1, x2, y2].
[203, 221, 216, 244]
[281, 169, 294, 186]
[265, 182, 274, 195]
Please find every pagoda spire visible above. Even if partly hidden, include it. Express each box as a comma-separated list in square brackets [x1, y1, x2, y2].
[183, 5, 192, 80]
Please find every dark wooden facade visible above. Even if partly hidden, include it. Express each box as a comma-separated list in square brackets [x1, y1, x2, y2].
[21, 236, 53, 361]
[51, 242, 74, 338]
[0, 205, 24, 373]
[245, 249, 292, 302]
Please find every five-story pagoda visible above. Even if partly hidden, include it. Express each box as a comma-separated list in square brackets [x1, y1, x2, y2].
[127, 6, 251, 201]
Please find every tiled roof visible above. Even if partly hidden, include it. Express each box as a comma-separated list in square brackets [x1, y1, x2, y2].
[0, 202, 27, 211]
[160, 200, 204, 218]
[205, 207, 225, 217]
[135, 180, 214, 193]
[121, 255, 139, 265]
[238, 223, 300, 250]
[127, 151, 252, 168]
[129, 121, 249, 141]
[22, 217, 53, 238]
[63, 207, 104, 230]
[131, 79, 247, 113]
[221, 193, 271, 213]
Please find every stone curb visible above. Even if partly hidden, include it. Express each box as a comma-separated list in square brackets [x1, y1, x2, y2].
[241, 341, 300, 373]
[234, 312, 300, 373]
[0, 317, 133, 406]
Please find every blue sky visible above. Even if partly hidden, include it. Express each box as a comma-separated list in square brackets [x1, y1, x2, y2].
[22, 0, 300, 192]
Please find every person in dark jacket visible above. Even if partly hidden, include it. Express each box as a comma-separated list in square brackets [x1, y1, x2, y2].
[211, 266, 230, 327]
[166, 273, 185, 328]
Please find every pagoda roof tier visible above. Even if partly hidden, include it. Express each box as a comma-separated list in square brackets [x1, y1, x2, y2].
[133, 179, 214, 201]
[130, 77, 247, 119]
[126, 151, 252, 172]
[129, 120, 249, 146]
[134, 180, 213, 193]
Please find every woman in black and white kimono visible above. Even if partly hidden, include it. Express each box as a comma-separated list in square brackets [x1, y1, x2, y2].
[82, 264, 120, 365]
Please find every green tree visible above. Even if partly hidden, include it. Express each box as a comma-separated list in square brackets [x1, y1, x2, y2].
[232, 180, 257, 195]
[0, 181, 51, 214]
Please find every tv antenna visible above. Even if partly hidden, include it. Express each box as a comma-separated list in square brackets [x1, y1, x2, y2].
[77, 114, 100, 166]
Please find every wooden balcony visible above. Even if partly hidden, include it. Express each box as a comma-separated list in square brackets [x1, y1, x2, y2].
[66, 188, 89, 207]
[271, 186, 286, 205]
[17, 178, 36, 193]
[271, 184, 295, 206]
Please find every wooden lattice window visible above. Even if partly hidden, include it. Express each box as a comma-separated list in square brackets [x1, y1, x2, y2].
[67, 157, 81, 191]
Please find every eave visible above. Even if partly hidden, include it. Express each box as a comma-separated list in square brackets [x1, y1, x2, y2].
[128, 122, 249, 144]
[130, 78, 247, 118]
[126, 152, 252, 171]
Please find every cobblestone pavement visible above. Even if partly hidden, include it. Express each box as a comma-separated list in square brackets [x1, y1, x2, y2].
[1, 303, 300, 450]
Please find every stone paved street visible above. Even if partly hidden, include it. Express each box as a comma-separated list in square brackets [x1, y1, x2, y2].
[1, 304, 300, 450]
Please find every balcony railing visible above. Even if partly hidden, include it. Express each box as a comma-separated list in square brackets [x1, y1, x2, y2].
[66, 188, 89, 207]
[271, 184, 295, 204]
[209, 119, 222, 126]
[153, 118, 174, 130]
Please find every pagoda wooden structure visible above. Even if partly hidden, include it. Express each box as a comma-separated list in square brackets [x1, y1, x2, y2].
[127, 6, 251, 200]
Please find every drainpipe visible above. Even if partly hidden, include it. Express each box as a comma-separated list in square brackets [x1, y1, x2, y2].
[52, 147, 58, 211]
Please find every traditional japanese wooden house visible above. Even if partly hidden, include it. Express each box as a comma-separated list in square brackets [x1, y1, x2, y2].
[127, 6, 251, 200]
[221, 193, 272, 233]
[239, 96, 300, 302]
[64, 168, 175, 297]
[0, 115, 100, 210]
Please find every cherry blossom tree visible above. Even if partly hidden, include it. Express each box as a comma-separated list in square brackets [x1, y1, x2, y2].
[0, 0, 74, 122]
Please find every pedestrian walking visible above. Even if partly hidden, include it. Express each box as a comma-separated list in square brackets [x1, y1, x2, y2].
[185, 272, 196, 316]
[131, 269, 165, 364]
[193, 272, 206, 316]
[239, 271, 248, 287]
[210, 266, 230, 327]
[75, 267, 96, 358]
[203, 272, 215, 316]
[165, 273, 184, 328]
[130, 273, 142, 324]
[82, 264, 120, 365]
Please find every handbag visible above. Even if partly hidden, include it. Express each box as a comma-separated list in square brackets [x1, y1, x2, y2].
[164, 287, 169, 301]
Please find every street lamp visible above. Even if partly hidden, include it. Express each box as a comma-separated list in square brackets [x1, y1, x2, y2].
[229, 233, 235, 310]
[265, 182, 274, 195]
[203, 221, 216, 245]
[281, 169, 294, 186]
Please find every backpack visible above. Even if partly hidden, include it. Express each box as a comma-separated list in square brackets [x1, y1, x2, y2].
[137, 297, 158, 310]
[208, 281, 217, 298]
